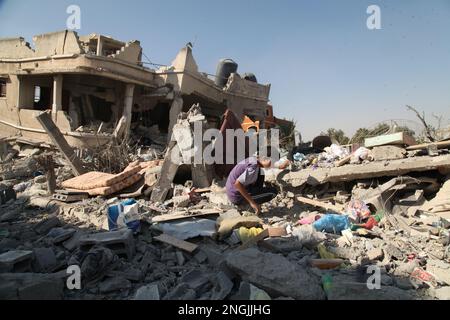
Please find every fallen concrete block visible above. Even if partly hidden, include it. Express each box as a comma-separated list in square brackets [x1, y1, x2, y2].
[367, 248, 384, 261]
[33, 247, 57, 273]
[281, 155, 450, 187]
[180, 269, 211, 292]
[62, 231, 82, 252]
[34, 216, 61, 235]
[0, 273, 64, 300]
[371, 145, 406, 161]
[79, 229, 135, 260]
[210, 271, 234, 300]
[47, 228, 76, 244]
[164, 283, 197, 300]
[226, 248, 325, 300]
[0, 250, 33, 273]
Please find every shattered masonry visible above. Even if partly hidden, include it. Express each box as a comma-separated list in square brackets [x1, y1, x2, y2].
[1, 30, 450, 301]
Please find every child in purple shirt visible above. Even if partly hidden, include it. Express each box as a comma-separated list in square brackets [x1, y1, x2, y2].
[226, 156, 290, 215]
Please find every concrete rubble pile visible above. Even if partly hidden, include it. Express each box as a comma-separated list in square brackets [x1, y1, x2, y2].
[1, 127, 450, 301]
[1, 28, 450, 301]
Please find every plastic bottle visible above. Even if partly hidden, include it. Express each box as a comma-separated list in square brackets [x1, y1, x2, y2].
[322, 274, 333, 295]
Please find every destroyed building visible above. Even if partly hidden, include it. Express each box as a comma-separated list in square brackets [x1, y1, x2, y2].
[1, 30, 450, 303]
[0, 30, 274, 148]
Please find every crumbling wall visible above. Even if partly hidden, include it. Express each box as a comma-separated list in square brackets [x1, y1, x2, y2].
[33, 30, 84, 56]
[170, 46, 199, 73]
[224, 73, 270, 100]
[111, 41, 142, 65]
[0, 37, 34, 59]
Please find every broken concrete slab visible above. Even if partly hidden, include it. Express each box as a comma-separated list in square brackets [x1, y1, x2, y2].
[150, 143, 181, 203]
[281, 155, 450, 187]
[371, 145, 406, 161]
[47, 228, 76, 244]
[0, 238, 20, 254]
[62, 231, 82, 252]
[134, 283, 160, 300]
[0, 209, 21, 223]
[226, 248, 325, 300]
[230, 281, 271, 300]
[210, 271, 234, 300]
[427, 261, 450, 286]
[180, 269, 212, 292]
[36, 111, 87, 176]
[164, 283, 197, 300]
[367, 248, 384, 261]
[432, 287, 450, 300]
[79, 229, 135, 260]
[193, 250, 208, 264]
[107, 267, 143, 282]
[0, 250, 33, 273]
[292, 225, 326, 248]
[33, 247, 57, 273]
[0, 273, 64, 300]
[262, 237, 304, 253]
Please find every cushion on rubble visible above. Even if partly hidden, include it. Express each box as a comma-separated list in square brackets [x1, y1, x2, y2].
[62, 165, 142, 190]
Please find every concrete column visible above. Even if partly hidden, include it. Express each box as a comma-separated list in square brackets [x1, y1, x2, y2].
[15, 77, 21, 109]
[96, 35, 103, 56]
[168, 93, 183, 142]
[123, 83, 135, 138]
[52, 74, 63, 118]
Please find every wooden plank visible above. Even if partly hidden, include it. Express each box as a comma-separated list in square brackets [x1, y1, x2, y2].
[150, 209, 222, 223]
[35, 111, 86, 176]
[154, 234, 198, 253]
[267, 227, 288, 237]
[365, 132, 416, 148]
[335, 154, 352, 167]
[406, 140, 450, 151]
[297, 196, 345, 214]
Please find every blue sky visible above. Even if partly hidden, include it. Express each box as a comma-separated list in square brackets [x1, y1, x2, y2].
[1, 0, 449, 140]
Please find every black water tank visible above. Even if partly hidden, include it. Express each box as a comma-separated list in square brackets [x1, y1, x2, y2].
[215, 59, 238, 87]
[243, 73, 257, 83]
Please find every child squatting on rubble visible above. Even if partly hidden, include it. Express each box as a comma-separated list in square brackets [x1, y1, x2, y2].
[225, 156, 290, 215]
